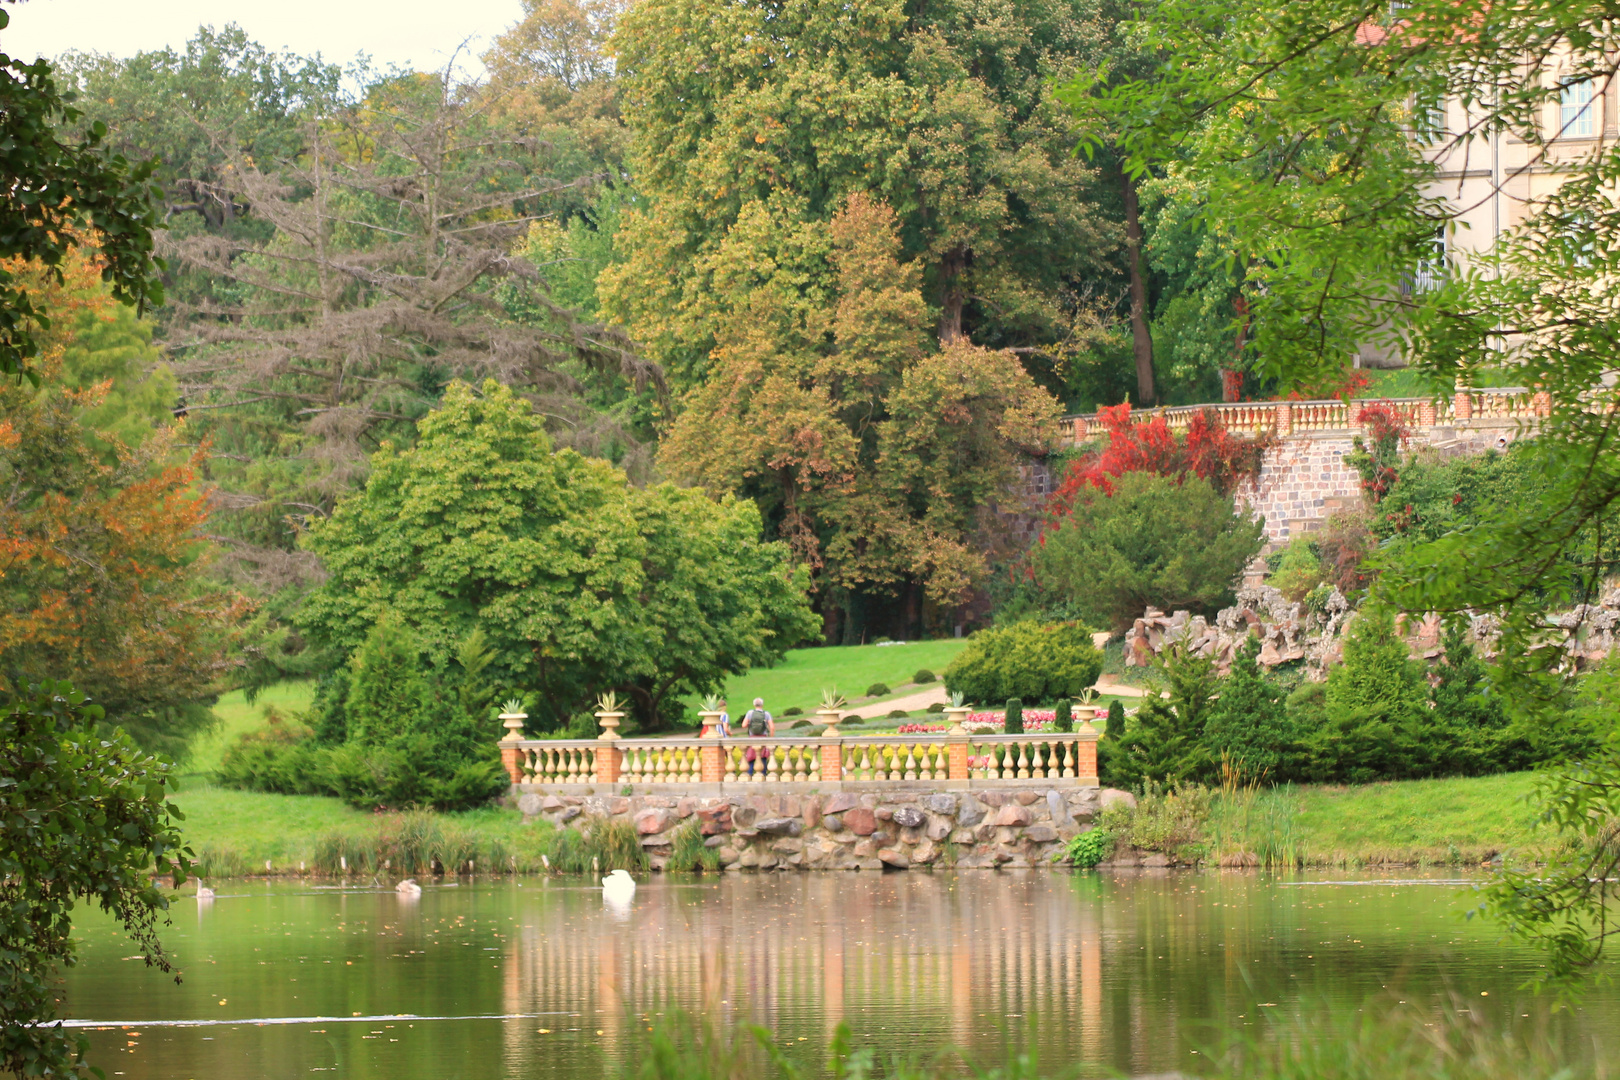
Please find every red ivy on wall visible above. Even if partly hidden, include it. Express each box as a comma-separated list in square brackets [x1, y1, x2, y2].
[1046, 404, 1269, 523]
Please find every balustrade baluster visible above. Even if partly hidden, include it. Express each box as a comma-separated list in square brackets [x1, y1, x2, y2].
[856, 744, 871, 780]
[903, 743, 918, 781]
[1063, 740, 1077, 779]
[765, 744, 781, 783]
[1031, 741, 1046, 778]
[723, 746, 738, 784]
[1015, 742, 1031, 779]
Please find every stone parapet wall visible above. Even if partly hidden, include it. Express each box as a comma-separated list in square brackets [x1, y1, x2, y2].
[513, 785, 1122, 871]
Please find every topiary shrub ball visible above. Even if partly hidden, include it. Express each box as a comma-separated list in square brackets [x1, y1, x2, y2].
[913, 669, 936, 684]
[840, 717, 864, 728]
[887, 708, 908, 719]
[782, 706, 804, 716]
[790, 718, 813, 729]
[925, 702, 945, 714]
[865, 682, 890, 698]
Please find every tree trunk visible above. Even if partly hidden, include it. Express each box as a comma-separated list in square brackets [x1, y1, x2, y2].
[1121, 171, 1156, 406]
[938, 245, 968, 344]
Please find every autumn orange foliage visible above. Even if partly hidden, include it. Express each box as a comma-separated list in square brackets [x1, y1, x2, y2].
[0, 250, 245, 752]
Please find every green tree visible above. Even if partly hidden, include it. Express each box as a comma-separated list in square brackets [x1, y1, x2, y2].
[657, 194, 1060, 635]
[1309, 607, 1429, 782]
[1031, 470, 1264, 634]
[1203, 634, 1296, 778]
[1105, 636, 1216, 787]
[343, 618, 428, 746]
[298, 380, 817, 729]
[601, 0, 1115, 385]
[1, 680, 189, 1077]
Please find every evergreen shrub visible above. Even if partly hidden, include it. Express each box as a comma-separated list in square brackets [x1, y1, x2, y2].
[913, 669, 936, 684]
[1054, 698, 1072, 732]
[866, 682, 890, 698]
[1005, 698, 1024, 734]
[943, 621, 1103, 704]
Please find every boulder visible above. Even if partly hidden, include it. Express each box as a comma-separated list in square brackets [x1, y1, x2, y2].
[703, 835, 728, 849]
[634, 808, 676, 835]
[1142, 852, 1171, 868]
[641, 833, 674, 848]
[780, 795, 801, 818]
[732, 806, 758, 829]
[875, 807, 894, 822]
[853, 839, 877, 858]
[696, 805, 732, 836]
[802, 798, 821, 829]
[540, 794, 565, 812]
[517, 793, 544, 819]
[924, 816, 952, 842]
[992, 804, 1034, 827]
[949, 827, 977, 845]
[891, 807, 926, 829]
[558, 806, 581, 823]
[676, 797, 697, 818]
[1015, 791, 1041, 806]
[823, 814, 845, 833]
[756, 817, 803, 837]
[878, 847, 911, 868]
[844, 808, 878, 836]
[978, 791, 1007, 808]
[718, 845, 740, 863]
[822, 793, 860, 816]
[607, 797, 631, 815]
[1023, 825, 1058, 843]
[1100, 788, 1137, 811]
[1046, 790, 1073, 827]
[955, 797, 986, 827]
[924, 794, 958, 815]
[910, 840, 938, 865]
[772, 837, 805, 854]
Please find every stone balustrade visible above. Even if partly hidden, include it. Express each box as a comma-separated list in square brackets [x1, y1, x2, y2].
[1056, 387, 1544, 445]
[502, 729, 1100, 791]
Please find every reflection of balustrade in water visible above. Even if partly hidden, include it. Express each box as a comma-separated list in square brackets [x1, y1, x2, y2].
[504, 730, 1100, 789]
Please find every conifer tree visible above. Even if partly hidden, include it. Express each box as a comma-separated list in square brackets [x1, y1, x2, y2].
[1203, 634, 1295, 779]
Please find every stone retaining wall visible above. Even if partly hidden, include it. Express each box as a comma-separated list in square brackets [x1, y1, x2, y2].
[513, 786, 1124, 871]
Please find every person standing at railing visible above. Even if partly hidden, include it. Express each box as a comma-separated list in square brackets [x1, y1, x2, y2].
[717, 699, 731, 739]
[742, 698, 774, 777]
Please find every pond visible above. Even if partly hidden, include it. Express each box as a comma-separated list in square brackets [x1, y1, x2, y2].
[64, 870, 1617, 1078]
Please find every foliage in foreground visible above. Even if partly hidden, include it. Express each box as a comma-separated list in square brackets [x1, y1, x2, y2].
[0, 681, 188, 1078]
[611, 1000, 1597, 1080]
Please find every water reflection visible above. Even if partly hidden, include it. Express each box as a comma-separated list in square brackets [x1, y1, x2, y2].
[63, 871, 1617, 1079]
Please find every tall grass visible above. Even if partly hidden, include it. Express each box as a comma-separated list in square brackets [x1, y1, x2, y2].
[311, 810, 517, 877]
[516, 817, 650, 875]
[1209, 762, 1304, 869]
[609, 1000, 1601, 1080]
[666, 818, 722, 873]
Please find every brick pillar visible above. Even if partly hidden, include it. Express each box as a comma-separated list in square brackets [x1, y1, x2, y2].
[1346, 399, 1363, 428]
[1533, 389, 1551, 417]
[1073, 416, 1088, 444]
[1453, 390, 1473, 421]
[595, 740, 622, 785]
[1076, 736, 1098, 785]
[700, 742, 725, 783]
[947, 736, 970, 781]
[819, 741, 842, 782]
[1275, 401, 1292, 437]
[501, 744, 523, 784]
[1418, 399, 1437, 428]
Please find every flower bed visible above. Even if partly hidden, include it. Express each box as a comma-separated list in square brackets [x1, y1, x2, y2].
[894, 710, 1064, 735]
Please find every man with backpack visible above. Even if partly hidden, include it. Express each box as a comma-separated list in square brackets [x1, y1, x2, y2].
[741, 698, 773, 777]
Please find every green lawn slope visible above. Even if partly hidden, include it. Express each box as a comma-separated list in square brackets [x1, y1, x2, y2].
[703, 639, 970, 715]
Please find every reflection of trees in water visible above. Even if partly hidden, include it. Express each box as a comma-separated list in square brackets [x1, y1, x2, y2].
[499, 874, 1109, 1069]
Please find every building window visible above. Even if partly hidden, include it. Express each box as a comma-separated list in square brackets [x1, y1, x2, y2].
[1402, 228, 1447, 296]
[1561, 80, 1595, 138]
[1413, 95, 1446, 143]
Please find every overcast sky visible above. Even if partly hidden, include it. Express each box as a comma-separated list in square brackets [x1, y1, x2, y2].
[1, 0, 527, 78]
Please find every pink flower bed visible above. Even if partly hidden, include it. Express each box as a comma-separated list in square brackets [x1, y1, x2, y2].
[894, 711, 1063, 735]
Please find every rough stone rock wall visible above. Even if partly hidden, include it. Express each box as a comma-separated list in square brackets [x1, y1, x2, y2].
[515, 787, 1117, 870]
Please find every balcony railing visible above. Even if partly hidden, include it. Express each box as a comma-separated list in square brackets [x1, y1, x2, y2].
[1056, 387, 1544, 445]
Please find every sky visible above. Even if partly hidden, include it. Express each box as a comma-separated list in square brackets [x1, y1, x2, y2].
[1, 0, 527, 78]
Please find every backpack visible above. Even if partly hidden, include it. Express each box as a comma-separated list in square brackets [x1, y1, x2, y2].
[745, 708, 770, 736]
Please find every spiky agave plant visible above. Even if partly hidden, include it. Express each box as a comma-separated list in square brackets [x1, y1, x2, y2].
[501, 698, 525, 715]
[701, 693, 723, 712]
[949, 690, 966, 709]
[595, 691, 623, 713]
[820, 688, 846, 711]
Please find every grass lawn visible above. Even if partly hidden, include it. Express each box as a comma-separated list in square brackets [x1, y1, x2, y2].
[1286, 771, 1551, 865]
[702, 639, 971, 716]
[184, 680, 314, 781]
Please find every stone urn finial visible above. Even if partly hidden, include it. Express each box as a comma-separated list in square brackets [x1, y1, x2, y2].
[499, 698, 527, 743]
[943, 692, 971, 736]
[816, 688, 847, 737]
[594, 691, 625, 741]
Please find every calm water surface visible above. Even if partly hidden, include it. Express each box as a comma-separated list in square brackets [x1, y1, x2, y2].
[64, 870, 1618, 1078]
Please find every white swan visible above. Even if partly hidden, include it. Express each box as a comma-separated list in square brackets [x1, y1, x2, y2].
[601, 869, 636, 904]
[196, 885, 215, 900]
[395, 878, 422, 895]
